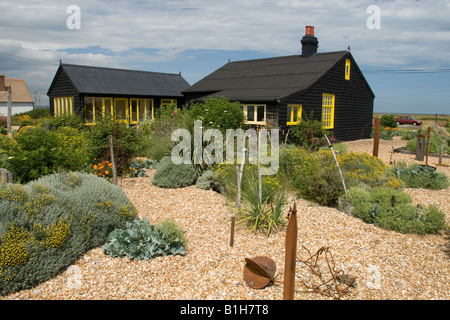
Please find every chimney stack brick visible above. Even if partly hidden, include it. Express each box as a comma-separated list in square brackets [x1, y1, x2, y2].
[0, 75, 5, 92]
[301, 25, 319, 58]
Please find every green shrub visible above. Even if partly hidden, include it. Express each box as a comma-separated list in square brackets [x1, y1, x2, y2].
[338, 152, 404, 189]
[282, 149, 403, 207]
[40, 114, 85, 130]
[103, 217, 186, 260]
[152, 156, 197, 188]
[142, 104, 192, 161]
[344, 186, 447, 234]
[0, 172, 137, 295]
[215, 163, 281, 204]
[196, 170, 217, 190]
[380, 114, 398, 128]
[400, 130, 418, 141]
[85, 118, 141, 174]
[16, 108, 50, 120]
[406, 136, 449, 155]
[405, 124, 450, 155]
[188, 96, 245, 134]
[4, 127, 90, 183]
[392, 163, 449, 190]
[293, 162, 345, 207]
[290, 113, 331, 150]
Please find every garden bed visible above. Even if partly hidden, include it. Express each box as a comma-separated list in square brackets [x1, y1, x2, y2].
[1, 137, 449, 300]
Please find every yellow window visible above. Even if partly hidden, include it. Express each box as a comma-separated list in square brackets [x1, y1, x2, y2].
[84, 97, 94, 124]
[242, 104, 266, 125]
[161, 99, 177, 107]
[322, 94, 335, 129]
[287, 105, 302, 125]
[345, 59, 351, 80]
[114, 98, 129, 122]
[84, 97, 113, 124]
[54, 97, 74, 117]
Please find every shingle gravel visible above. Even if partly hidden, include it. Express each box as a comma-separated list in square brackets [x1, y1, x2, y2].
[2, 137, 449, 300]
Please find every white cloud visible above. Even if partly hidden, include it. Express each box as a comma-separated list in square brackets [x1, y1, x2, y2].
[0, 0, 449, 108]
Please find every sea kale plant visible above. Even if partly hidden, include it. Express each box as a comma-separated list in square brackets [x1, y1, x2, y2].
[103, 218, 187, 260]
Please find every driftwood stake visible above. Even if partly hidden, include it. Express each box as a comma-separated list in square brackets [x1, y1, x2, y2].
[283, 202, 298, 300]
[426, 127, 431, 166]
[325, 134, 347, 195]
[416, 134, 425, 161]
[109, 135, 118, 185]
[372, 118, 381, 157]
[230, 217, 235, 247]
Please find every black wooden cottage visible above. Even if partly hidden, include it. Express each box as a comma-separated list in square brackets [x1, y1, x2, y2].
[47, 63, 190, 125]
[183, 26, 375, 141]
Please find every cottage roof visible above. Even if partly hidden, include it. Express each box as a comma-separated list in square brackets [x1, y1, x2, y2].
[183, 51, 362, 102]
[0, 79, 35, 103]
[48, 63, 190, 97]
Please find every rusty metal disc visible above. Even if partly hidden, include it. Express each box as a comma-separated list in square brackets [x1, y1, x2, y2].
[243, 256, 276, 289]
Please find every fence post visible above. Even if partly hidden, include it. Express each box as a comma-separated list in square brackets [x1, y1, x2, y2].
[426, 127, 431, 166]
[283, 203, 298, 300]
[230, 217, 235, 247]
[372, 118, 380, 157]
[416, 134, 425, 161]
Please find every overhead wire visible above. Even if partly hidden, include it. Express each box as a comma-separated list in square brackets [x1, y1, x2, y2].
[0, 51, 59, 66]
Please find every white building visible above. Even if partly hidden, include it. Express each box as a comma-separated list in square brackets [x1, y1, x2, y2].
[0, 74, 35, 116]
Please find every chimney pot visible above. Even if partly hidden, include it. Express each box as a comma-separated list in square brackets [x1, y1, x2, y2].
[305, 25, 314, 36]
[301, 26, 318, 58]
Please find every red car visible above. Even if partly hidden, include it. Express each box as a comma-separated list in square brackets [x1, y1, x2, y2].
[395, 116, 422, 126]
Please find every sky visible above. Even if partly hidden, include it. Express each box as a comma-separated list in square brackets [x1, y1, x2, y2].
[0, 0, 449, 114]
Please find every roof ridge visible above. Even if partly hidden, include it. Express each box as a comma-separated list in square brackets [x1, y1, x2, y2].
[228, 50, 348, 64]
[62, 63, 182, 76]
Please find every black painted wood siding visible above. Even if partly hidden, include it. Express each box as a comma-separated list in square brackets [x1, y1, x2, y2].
[282, 55, 374, 141]
[48, 68, 81, 117]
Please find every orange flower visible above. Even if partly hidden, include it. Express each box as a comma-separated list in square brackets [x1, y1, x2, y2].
[105, 171, 109, 175]
[93, 165, 98, 170]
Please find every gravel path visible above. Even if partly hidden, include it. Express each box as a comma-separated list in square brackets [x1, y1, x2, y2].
[2, 137, 449, 300]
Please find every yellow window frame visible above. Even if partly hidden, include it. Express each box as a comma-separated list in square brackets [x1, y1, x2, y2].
[54, 97, 74, 116]
[130, 99, 155, 124]
[161, 99, 177, 107]
[242, 104, 266, 125]
[287, 105, 302, 125]
[345, 59, 351, 80]
[130, 99, 140, 124]
[322, 94, 335, 129]
[84, 97, 113, 125]
[114, 98, 129, 123]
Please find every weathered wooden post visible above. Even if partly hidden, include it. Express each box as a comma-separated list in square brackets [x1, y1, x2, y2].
[372, 118, 381, 157]
[416, 134, 425, 161]
[283, 202, 298, 300]
[439, 139, 445, 165]
[7, 85, 12, 136]
[109, 135, 118, 185]
[230, 217, 235, 247]
[257, 129, 262, 207]
[426, 127, 432, 166]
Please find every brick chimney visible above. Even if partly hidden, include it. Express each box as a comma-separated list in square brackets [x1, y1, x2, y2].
[0, 75, 5, 91]
[301, 25, 319, 58]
